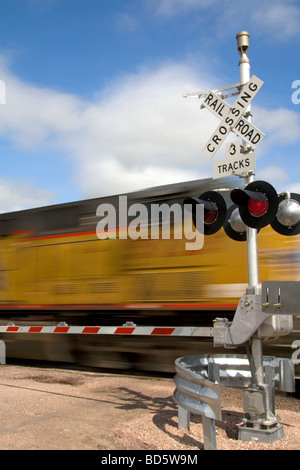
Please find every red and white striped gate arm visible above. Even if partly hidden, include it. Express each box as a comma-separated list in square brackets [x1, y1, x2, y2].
[0, 323, 213, 337]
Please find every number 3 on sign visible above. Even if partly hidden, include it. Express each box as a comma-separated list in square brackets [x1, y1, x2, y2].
[292, 340, 300, 364]
[227, 141, 240, 158]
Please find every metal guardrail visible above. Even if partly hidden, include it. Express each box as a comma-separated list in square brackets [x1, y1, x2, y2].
[173, 356, 222, 450]
[173, 357, 222, 420]
[173, 354, 295, 450]
[195, 354, 295, 392]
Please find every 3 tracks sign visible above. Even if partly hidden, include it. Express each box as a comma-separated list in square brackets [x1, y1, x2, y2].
[212, 140, 256, 179]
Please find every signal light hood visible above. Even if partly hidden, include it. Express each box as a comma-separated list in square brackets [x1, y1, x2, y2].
[184, 190, 227, 235]
[230, 180, 278, 230]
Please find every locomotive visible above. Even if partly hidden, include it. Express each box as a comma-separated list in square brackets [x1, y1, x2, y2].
[0, 177, 299, 375]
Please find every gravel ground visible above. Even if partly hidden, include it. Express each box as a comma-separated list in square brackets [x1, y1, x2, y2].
[0, 365, 298, 451]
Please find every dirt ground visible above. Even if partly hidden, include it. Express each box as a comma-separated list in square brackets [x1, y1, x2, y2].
[0, 365, 299, 451]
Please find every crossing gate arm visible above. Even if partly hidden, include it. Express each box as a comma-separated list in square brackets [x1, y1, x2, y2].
[0, 323, 214, 337]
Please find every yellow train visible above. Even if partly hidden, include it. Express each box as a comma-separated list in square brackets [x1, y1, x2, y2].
[0, 178, 299, 375]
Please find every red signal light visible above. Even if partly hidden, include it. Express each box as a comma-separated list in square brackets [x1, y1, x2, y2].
[204, 209, 218, 224]
[184, 190, 227, 235]
[230, 181, 278, 229]
[247, 198, 268, 217]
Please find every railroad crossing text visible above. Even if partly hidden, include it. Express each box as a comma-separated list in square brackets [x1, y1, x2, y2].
[202, 75, 264, 158]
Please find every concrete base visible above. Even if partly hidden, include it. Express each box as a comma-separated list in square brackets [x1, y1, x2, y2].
[238, 424, 284, 444]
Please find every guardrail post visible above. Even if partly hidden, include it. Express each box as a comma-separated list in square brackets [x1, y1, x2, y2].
[202, 416, 216, 450]
[173, 356, 221, 450]
[178, 407, 190, 430]
[0, 340, 5, 364]
[204, 358, 218, 450]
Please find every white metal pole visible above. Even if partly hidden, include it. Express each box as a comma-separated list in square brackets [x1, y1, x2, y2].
[236, 32, 259, 289]
[236, 32, 264, 389]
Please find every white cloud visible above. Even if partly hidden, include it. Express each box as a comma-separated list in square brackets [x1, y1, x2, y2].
[71, 62, 215, 196]
[76, 158, 198, 198]
[255, 165, 289, 188]
[0, 58, 217, 202]
[255, 106, 300, 145]
[152, 0, 216, 17]
[0, 55, 299, 208]
[116, 13, 140, 33]
[150, 0, 300, 42]
[0, 178, 55, 212]
[0, 71, 84, 149]
[250, 2, 300, 40]
[289, 182, 300, 194]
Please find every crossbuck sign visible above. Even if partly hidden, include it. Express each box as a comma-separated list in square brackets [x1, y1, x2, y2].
[202, 75, 264, 159]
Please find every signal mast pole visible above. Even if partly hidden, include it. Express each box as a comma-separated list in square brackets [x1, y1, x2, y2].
[236, 32, 259, 289]
[236, 32, 266, 391]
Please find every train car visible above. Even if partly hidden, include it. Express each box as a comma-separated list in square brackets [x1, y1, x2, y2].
[0, 177, 299, 375]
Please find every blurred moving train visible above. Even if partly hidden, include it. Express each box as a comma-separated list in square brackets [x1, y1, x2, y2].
[0, 177, 299, 376]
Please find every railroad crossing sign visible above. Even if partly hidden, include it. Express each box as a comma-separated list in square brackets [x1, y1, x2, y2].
[202, 75, 264, 159]
[213, 141, 256, 179]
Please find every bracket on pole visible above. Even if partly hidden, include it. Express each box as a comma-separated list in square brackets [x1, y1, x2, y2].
[213, 281, 299, 348]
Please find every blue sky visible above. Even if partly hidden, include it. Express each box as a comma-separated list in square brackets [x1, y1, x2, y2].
[0, 0, 299, 211]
